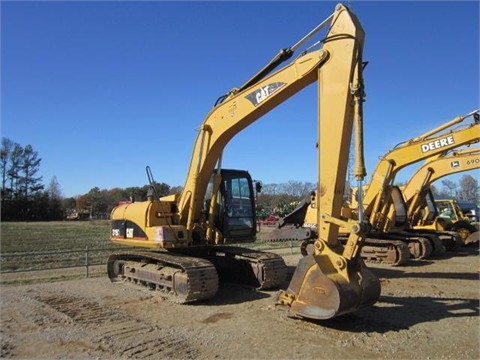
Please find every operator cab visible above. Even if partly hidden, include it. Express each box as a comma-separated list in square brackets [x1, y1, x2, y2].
[205, 169, 257, 243]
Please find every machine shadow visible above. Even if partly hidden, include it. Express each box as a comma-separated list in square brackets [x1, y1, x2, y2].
[199, 282, 273, 306]
[283, 246, 479, 332]
[295, 294, 479, 334]
[371, 266, 479, 281]
[198, 244, 478, 310]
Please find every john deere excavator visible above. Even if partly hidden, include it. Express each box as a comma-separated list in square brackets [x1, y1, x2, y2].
[108, 3, 380, 320]
[403, 146, 480, 245]
[350, 111, 479, 262]
[365, 112, 479, 255]
[268, 109, 480, 266]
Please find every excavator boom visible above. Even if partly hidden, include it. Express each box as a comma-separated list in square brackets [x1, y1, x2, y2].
[178, 46, 329, 232]
[404, 147, 480, 208]
[403, 147, 480, 244]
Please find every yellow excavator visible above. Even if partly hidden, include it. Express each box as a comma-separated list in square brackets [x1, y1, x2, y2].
[269, 110, 480, 265]
[348, 110, 480, 261]
[432, 199, 479, 243]
[108, 3, 380, 320]
[403, 147, 480, 245]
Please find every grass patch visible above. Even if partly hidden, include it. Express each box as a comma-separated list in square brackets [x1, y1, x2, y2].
[0, 220, 296, 277]
[0, 221, 117, 273]
[1, 220, 112, 253]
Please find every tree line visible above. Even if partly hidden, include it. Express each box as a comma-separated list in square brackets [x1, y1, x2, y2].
[1, 137, 478, 221]
[0, 138, 62, 221]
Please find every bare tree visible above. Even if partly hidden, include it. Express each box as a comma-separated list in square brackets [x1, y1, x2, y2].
[441, 179, 458, 197]
[262, 183, 279, 195]
[47, 176, 63, 200]
[458, 174, 478, 202]
[46, 176, 64, 220]
[280, 180, 316, 198]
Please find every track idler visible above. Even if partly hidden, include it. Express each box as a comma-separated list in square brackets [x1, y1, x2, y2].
[276, 239, 380, 320]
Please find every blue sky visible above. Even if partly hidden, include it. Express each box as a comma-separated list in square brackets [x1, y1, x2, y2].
[2, 1, 479, 198]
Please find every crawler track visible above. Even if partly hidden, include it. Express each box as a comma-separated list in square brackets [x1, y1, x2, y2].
[391, 231, 446, 256]
[369, 232, 433, 259]
[407, 229, 462, 251]
[360, 238, 411, 266]
[299, 237, 411, 266]
[205, 245, 288, 290]
[107, 246, 288, 304]
[107, 251, 219, 303]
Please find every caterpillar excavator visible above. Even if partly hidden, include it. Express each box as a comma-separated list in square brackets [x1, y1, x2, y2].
[108, 3, 380, 320]
[268, 109, 480, 266]
[403, 146, 480, 245]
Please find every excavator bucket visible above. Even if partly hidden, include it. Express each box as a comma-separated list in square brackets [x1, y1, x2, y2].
[464, 230, 480, 245]
[276, 243, 380, 319]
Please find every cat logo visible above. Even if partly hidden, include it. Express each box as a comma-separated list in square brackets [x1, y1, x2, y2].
[245, 82, 286, 106]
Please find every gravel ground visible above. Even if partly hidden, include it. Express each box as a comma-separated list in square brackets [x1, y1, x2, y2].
[1, 245, 479, 360]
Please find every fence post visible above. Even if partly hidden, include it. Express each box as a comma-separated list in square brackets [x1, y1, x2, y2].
[85, 245, 89, 278]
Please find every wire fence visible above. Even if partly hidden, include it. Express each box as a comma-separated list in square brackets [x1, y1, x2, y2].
[0, 246, 127, 278]
[0, 240, 301, 280]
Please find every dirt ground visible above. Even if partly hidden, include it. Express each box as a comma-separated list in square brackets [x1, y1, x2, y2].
[1, 245, 479, 360]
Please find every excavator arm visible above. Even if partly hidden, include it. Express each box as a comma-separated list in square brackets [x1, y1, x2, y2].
[274, 4, 381, 319]
[404, 146, 480, 221]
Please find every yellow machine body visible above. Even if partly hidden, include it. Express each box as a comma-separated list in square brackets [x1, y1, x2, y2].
[109, 3, 381, 319]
